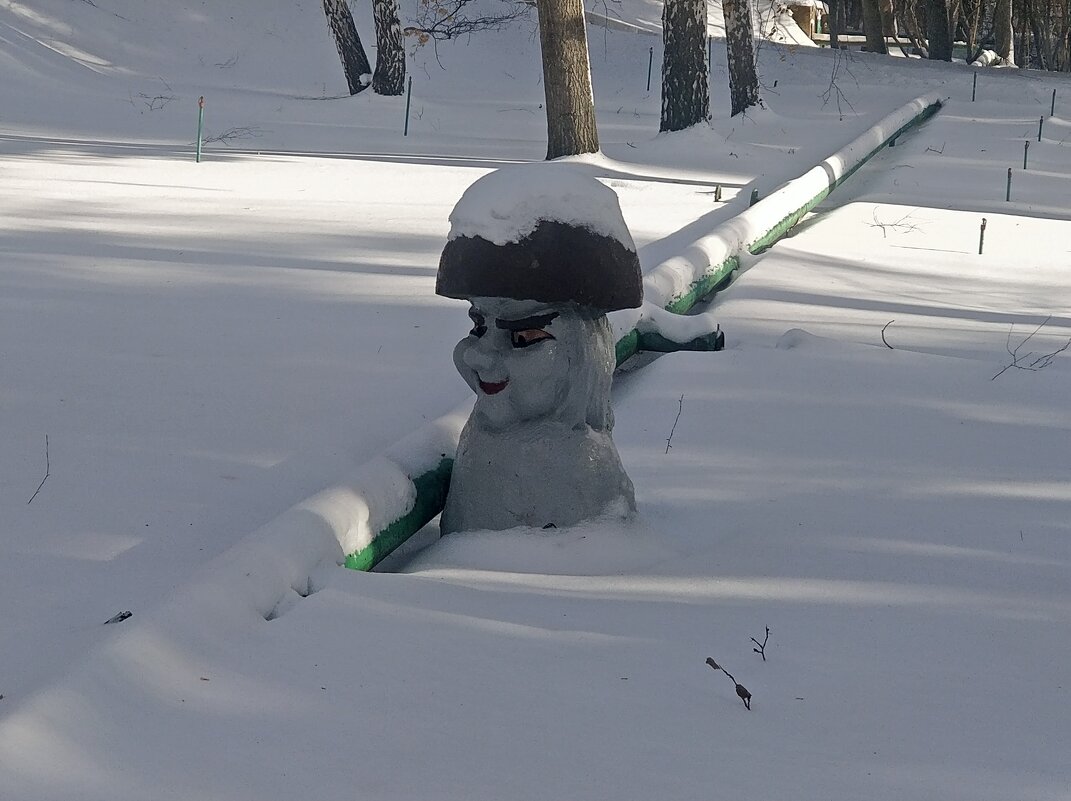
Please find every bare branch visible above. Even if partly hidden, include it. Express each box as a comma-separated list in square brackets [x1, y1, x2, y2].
[405, 0, 530, 42]
[27, 434, 50, 505]
[665, 394, 685, 454]
[992, 316, 1071, 379]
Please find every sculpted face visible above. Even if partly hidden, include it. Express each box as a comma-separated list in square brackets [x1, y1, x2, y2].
[454, 297, 609, 432]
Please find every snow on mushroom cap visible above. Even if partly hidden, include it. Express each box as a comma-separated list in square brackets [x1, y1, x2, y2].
[447, 163, 637, 251]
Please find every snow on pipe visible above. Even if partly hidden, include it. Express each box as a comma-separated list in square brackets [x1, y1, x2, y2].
[612, 89, 944, 356]
[245, 92, 944, 576]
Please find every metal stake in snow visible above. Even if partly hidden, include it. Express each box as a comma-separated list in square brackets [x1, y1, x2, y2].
[978, 217, 987, 254]
[1038, 116, 1044, 141]
[1006, 167, 1012, 202]
[1024, 140, 1029, 169]
[403, 77, 413, 136]
[195, 96, 205, 163]
[1052, 89, 1057, 117]
[971, 73, 977, 102]
[647, 47, 654, 92]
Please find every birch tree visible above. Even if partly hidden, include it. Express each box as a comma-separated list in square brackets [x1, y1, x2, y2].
[323, 0, 373, 95]
[661, 0, 710, 131]
[721, 0, 760, 116]
[372, 0, 406, 95]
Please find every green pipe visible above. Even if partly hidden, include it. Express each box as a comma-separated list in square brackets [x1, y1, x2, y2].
[343, 457, 453, 570]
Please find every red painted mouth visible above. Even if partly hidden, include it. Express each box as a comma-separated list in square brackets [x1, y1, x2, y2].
[478, 379, 508, 395]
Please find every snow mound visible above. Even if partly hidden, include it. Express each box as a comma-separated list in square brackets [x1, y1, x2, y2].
[447, 163, 637, 250]
[395, 515, 665, 576]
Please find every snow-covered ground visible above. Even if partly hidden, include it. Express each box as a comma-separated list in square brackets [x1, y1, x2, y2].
[2, 1, 1069, 798]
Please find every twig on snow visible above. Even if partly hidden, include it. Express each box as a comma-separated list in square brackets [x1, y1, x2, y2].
[750, 626, 770, 661]
[867, 208, 921, 238]
[992, 316, 1071, 380]
[881, 320, 895, 349]
[665, 394, 684, 454]
[27, 434, 50, 504]
[706, 657, 752, 710]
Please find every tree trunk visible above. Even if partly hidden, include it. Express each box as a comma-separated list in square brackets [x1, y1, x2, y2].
[828, 0, 842, 48]
[371, 0, 406, 95]
[879, 0, 897, 34]
[994, 0, 1015, 63]
[927, 0, 953, 59]
[661, 0, 709, 131]
[861, 0, 889, 52]
[536, 0, 600, 159]
[721, 0, 760, 116]
[323, 0, 372, 95]
[965, 0, 981, 54]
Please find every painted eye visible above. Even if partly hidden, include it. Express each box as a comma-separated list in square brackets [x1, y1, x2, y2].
[468, 311, 487, 338]
[510, 328, 554, 349]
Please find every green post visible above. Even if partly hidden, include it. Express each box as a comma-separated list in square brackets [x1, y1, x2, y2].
[1005, 167, 1012, 201]
[1038, 116, 1043, 141]
[978, 218, 986, 254]
[971, 73, 976, 102]
[647, 47, 654, 92]
[1023, 140, 1029, 169]
[196, 96, 204, 163]
[1052, 89, 1057, 117]
[403, 77, 413, 136]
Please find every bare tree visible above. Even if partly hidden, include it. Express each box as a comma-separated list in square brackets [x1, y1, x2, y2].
[323, 0, 373, 95]
[721, 0, 760, 116]
[661, 0, 709, 131]
[536, 0, 600, 158]
[372, 0, 406, 95]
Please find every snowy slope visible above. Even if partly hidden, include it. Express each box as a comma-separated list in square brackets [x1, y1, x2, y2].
[2, 0, 1070, 798]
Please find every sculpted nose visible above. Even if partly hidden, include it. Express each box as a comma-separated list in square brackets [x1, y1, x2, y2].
[462, 335, 502, 374]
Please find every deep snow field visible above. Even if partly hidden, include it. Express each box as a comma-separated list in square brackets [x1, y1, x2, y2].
[2, 0, 1070, 799]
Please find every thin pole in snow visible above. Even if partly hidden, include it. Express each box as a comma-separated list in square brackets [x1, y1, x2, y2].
[1023, 140, 1029, 169]
[1006, 167, 1012, 202]
[1051, 89, 1057, 117]
[647, 47, 654, 93]
[978, 218, 987, 254]
[1038, 116, 1044, 141]
[196, 96, 204, 163]
[971, 73, 977, 102]
[403, 77, 413, 136]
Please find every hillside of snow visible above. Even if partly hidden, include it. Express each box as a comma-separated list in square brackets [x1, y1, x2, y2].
[2, 1, 1069, 799]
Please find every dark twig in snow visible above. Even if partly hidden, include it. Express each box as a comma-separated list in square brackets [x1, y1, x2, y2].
[750, 626, 770, 661]
[992, 316, 1071, 380]
[867, 208, 921, 238]
[201, 126, 264, 146]
[104, 611, 133, 625]
[27, 435, 50, 504]
[706, 657, 752, 710]
[665, 394, 684, 454]
[881, 320, 895, 349]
